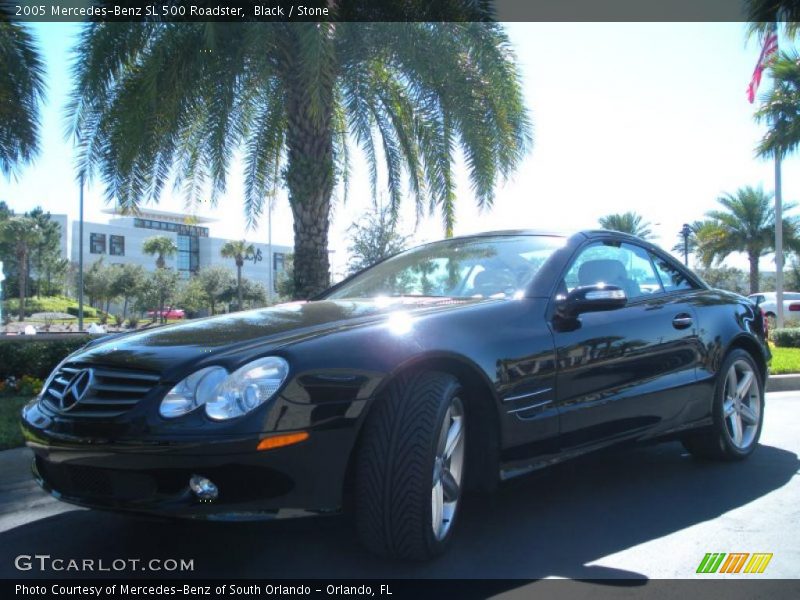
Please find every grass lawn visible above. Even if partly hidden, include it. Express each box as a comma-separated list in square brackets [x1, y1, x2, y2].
[770, 346, 800, 375]
[0, 396, 30, 450]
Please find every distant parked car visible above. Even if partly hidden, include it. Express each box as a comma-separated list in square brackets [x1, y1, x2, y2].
[147, 307, 185, 319]
[747, 292, 800, 324]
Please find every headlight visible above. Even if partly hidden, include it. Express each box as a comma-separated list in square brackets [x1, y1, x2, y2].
[160, 366, 228, 419]
[205, 357, 289, 421]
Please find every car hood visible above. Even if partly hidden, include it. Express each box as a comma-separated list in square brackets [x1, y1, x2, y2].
[72, 297, 484, 377]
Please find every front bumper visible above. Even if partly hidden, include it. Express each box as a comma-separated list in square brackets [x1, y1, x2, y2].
[22, 404, 358, 520]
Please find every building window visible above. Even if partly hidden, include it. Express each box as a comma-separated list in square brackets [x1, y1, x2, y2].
[177, 235, 199, 276]
[134, 217, 208, 237]
[90, 233, 106, 254]
[273, 253, 285, 272]
[110, 235, 125, 256]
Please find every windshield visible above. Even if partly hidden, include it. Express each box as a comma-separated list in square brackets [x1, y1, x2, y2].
[326, 235, 565, 300]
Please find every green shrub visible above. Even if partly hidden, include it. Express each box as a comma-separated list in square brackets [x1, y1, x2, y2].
[66, 306, 97, 318]
[114, 314, 124, 327]
[1, 296, 108, 319]
[1, 375, 44, 397]
[3, 296, 85, 317]
[771, 328, 800, 348]
[0, 336, 92, 380]
[128, 315, 139, 328]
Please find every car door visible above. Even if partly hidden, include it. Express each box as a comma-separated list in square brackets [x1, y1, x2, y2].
[551, 239, 702, 449]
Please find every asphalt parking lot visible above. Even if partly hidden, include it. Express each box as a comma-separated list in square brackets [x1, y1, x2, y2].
[0, 392, 798, 581]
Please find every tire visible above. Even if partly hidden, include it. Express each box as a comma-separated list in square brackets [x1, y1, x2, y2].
[682, 349, 764, 460]
[355, 371, 466, 560]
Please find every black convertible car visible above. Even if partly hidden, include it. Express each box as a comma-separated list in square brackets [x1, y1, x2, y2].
[22, 230, 769, 560]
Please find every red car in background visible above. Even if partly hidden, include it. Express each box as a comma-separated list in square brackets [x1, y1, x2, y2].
[147, 307, 185, 319]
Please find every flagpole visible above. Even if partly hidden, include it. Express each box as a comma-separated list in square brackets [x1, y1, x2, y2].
[773, 22, 784, 329]
[749, 23, 783, 325]
[776, 154, 784, 328]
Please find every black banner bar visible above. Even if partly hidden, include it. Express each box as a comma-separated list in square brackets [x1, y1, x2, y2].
[1, 0, 758, 24]
[4, 580, 800, 600]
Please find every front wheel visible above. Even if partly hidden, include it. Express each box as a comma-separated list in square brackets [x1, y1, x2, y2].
[682, 349, 764, 460]
[355, 371, 466, 560]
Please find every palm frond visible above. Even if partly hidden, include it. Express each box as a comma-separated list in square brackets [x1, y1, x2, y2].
[0, 15, 45, 177]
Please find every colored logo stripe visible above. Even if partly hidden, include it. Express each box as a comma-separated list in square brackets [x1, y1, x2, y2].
[697, 553, 726, 573]
[720, 553, 749, 573]
[744, 553, 773, 574]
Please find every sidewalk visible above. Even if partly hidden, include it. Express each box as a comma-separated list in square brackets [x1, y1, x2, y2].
[0, 447, 80, 532]
[766, 373, 800, 392]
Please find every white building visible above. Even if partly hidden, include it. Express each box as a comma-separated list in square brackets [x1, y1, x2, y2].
[52, 208, 291, 294]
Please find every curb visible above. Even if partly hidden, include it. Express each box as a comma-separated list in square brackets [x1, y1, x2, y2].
[767, 374, 800, 392]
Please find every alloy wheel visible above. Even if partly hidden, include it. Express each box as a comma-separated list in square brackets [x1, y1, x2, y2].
[722, 359, 761, 449]
[431, 396, 465, 541]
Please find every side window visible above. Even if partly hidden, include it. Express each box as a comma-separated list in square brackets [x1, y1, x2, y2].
[649, 252, 697, 293]
[563, 242, 663, 299]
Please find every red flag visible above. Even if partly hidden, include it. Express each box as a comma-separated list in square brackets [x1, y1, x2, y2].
[748, 25, 779, 103]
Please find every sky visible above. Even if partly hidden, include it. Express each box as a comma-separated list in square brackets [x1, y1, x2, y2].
[0, 21, 796, 279]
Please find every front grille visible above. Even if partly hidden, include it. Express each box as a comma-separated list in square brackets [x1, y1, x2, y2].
[42, 364, 160, 418]
[36, 457, 158, 501]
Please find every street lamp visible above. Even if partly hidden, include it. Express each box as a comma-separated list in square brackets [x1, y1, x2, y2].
[680, 223, 692, 266]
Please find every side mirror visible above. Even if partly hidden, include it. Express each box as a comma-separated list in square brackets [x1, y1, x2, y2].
[558, 285, 627, 317]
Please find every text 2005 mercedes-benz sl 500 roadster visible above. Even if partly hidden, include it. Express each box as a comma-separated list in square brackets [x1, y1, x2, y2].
[22, 230, 769, 560]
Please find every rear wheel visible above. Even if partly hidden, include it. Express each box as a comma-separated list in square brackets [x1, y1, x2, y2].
[355, 371, 466, 560]
[682, 349, 764, 460]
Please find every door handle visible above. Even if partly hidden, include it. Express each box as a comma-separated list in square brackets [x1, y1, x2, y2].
[672, 314, 693, 329]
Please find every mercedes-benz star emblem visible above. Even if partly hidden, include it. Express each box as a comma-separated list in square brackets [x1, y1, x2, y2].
[59, 369, 93, 411]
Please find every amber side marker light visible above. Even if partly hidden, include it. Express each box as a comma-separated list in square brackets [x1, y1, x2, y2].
[257, 431, 310, 451]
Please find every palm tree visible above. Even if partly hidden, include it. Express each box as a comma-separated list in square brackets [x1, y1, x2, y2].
[598, 212, 653, 239]
[754, 52, 800, 159]
[0, 11, 45, 177]
[68, 18, 531, 298]
[746, 2, 800, 39]
[220, 239, 255, 311]
[696, 186, 800, 294]
[0, 216, 42, 320]
[142, 236, 177, 269]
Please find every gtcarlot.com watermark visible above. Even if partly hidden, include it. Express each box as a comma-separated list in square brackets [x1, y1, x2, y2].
[14, 554, 194, 573]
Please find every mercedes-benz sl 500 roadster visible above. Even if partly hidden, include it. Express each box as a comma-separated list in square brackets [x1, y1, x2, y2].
[22, 230, 769, 560]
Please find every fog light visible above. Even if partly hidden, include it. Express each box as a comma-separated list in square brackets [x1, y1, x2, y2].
[189, 475, 218, 502]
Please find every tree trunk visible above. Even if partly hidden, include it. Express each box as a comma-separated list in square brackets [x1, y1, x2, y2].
[749, 252, 759, 294]
[284, 38, 335, 299]
[123, 296, 129, 320]
[17, 250, 27, 322]
[236, 261, 243, 311]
